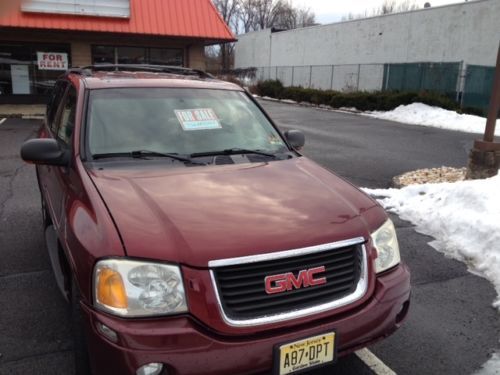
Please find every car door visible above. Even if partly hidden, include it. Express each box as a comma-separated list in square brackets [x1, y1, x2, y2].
[37, 80, 68, 225]
[43, 84, 77, 230]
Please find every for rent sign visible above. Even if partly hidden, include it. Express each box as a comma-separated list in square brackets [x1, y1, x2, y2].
[37, 52, 69, 70]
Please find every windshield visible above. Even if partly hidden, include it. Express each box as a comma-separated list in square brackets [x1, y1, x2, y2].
[87, 88, 288, 158]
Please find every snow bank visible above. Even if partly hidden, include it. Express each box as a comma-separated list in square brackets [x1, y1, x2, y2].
[364, 174, 500, 308]
[364, 103, 496, 135]
[475, 352, 500, 375]
[363, 174, 500, 374]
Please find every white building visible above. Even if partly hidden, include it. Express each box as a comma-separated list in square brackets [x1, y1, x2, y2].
[235, 0, 499, 101]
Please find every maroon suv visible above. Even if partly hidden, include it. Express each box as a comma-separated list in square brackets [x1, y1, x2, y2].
[21, 65, 410, 375]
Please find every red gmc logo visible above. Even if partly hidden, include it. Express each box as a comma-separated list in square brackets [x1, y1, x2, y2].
[264, 266, 327, 294]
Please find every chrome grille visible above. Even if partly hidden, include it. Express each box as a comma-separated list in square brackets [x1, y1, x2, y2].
[210, 238, 367, 326]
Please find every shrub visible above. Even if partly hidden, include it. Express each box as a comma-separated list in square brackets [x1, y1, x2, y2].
[254, 80, 470, 113]
[415, 91, 457, 111]
[256, 80, 284, 98]
[461, 106, 486, 116]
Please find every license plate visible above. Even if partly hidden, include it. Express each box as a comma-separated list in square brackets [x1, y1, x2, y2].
[275, 332, 336, 375]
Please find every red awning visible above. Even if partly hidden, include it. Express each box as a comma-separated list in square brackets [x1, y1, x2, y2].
[0, 0, 235, 42]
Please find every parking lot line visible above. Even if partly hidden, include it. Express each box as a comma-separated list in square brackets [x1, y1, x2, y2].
[355, 348, 397, 375]
[0, 118, 6, 125]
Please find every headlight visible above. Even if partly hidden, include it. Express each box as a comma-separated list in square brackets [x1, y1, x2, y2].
[371, 219, 401, 273]
[93, 259, 188, 317]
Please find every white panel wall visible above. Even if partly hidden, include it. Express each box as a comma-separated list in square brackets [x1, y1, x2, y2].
[22, 0, 130, 18]
[277, 66, 293, 86]
[331, 65, 359, 91]
[310, 66, 334, 90]
[292, 66, 311, 87]
[235, 29, 272, 69]
[235, 0, 500, 70]
[358, 65, 385, 91]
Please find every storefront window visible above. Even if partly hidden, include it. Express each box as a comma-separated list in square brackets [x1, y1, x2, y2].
[0, 44, 32, 95]
[149, 48, 183, 66]
[117, 46, 146, 64]
[0, 43, 70, 97]
[92, 46, 115, 64]
[92, 45, 183, 66]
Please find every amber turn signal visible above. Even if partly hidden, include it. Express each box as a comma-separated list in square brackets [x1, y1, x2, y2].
[96, 267, 128, 309]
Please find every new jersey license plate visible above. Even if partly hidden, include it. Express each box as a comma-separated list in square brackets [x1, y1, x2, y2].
[276, 332, 336, 375]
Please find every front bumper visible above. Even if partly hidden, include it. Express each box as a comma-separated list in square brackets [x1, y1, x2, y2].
[81, 263, 410, 375]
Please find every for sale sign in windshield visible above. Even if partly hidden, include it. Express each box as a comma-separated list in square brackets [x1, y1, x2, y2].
[37, 52, 69, 70]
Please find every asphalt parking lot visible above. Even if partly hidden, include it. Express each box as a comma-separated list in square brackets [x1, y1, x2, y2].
[0, 104, 498, 374]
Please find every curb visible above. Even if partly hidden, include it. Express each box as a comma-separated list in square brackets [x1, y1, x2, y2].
[256, 96, 362, 114]
[0, 114, 44, 119]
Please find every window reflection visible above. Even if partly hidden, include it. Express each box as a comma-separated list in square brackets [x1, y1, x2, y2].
[149, 48, 183, 66]
[91, 45, 183, 66]
[92, 46, 114, 64]
[0, 43, 70, 96]
[117, 47, 146, 64]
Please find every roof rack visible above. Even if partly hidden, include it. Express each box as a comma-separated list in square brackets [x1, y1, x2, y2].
[67, 64, 213, 78]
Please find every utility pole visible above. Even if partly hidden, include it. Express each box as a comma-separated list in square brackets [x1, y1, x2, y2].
[466, 43, 500, 179]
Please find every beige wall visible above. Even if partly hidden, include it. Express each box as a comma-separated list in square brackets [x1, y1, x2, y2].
[0, 28, 208, 69]
[71, 41, 92, 66]
[187, 44, 206, 70]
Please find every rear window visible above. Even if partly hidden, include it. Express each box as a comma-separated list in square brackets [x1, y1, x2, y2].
[87, 88, 287, 157]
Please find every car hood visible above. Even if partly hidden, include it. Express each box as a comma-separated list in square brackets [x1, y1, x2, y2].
[87, 157, 384, 267]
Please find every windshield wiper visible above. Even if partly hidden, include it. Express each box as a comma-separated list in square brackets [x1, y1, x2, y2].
[190, 148, 277, 158]
[131, 150, 202, 164]
[92, 150, 205, 165]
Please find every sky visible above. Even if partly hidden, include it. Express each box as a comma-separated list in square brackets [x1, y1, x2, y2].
[291, 0, 472, 24]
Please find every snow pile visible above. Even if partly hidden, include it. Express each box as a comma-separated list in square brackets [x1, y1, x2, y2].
[364, 174, 500, 308]
[364, 103, 496, 135]
[475, 352, 500, 375]
[364, 174, 500, 374]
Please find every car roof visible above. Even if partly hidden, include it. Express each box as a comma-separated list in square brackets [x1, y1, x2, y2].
[65, 65, 244, 91]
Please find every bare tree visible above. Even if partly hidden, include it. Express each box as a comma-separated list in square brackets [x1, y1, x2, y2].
[379, 0, 419, 14]
[253, 0, 277, 29]
[273, 1, 316, 29]
[212, 0, 240, 70]
[342, 0, 419, 21]
[272, 1, 296, 29]
[295, 7, 316, 28]
[237, 0, 315, 32]
[379, 0, 397, 14]
[239, 0, 257, 33]
[210, 0, 316, 71]
[213, 0, 240, 29]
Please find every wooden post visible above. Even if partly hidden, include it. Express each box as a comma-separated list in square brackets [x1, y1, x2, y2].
[466, 43, 500, 179]
[483, 44, 500, 143]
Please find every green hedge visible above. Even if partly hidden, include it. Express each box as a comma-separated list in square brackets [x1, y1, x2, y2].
[254, 79, 470, 113]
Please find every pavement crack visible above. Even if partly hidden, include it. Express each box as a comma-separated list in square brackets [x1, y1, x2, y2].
[0, 269, 50, 280]
[413, 273, 472, 287]
[0, 348, 73, 366]
[0, 163, 27, 221]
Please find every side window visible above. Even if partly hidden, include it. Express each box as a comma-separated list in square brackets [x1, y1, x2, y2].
[47, 81, 68, 132]
[57, 86, 77, 145]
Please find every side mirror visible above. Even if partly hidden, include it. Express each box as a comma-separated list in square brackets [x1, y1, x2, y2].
[20, 138, 70, 166]
[284, 130, 305, 150]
